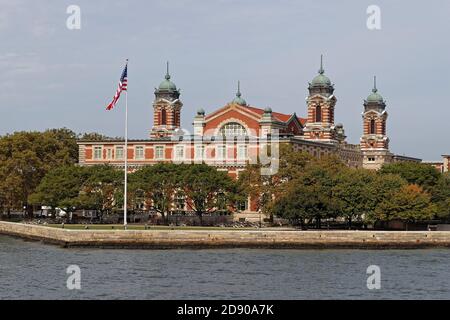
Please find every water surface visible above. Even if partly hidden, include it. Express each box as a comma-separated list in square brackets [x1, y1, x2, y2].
[0, 235, 449, 299]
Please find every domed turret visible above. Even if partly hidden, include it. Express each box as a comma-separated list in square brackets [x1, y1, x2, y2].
[158, 73, 177, 91]
[151, 62, 183, 138]
[366, 76, 384, 103]
[231, 81, 247, 106]
[367, 90, 383, 103]
[360, 76, 390, 170]
[308, 55, 334, 97]
[304, 55, 338, 143]
[364, 76, 386, 111]
[155, 62, 180, 101]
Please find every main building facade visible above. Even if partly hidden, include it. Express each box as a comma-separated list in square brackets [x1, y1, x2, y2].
[77, 58, 422, 216]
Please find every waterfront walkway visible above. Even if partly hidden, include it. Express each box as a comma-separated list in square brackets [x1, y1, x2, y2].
[1, 221, 450, 249]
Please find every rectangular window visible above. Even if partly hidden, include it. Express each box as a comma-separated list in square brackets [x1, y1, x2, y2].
[116, 147, 124, 160]
[195, 145, 205, 160]
[368, 157, 376, 162]
[155, 146, 165, 160]
[237, 145, 248, 160]
[93, 146, 102, 160]
[135, 146, 144, 160]
[175, 145, 184, 160]
[217, 145, 227, 160]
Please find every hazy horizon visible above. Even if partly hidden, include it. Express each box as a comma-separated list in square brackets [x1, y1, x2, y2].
[1, 0, 449, 160]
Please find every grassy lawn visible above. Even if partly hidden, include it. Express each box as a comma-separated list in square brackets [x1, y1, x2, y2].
[47, 224, 261, 231]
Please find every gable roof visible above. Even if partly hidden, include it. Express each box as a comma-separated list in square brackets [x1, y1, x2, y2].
[205, 103, 263, 122]
[204, 103, 307, 127]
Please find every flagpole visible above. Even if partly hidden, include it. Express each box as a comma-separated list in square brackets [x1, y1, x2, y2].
[124, 63, 128, 229]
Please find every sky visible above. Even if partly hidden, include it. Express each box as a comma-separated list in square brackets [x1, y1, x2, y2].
[0, 0, 449, 160]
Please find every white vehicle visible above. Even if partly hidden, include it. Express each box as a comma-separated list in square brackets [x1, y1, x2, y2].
[40, 207, 67, 217]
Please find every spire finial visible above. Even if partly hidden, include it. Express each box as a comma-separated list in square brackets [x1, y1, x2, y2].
[373, 76, 377, 93]
[319, 54, 324, 74]
[236, 80, 242, 97]
[165, 61, 170, 80]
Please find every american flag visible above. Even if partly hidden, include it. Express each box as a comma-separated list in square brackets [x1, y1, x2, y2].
[106, 61, 128, 110]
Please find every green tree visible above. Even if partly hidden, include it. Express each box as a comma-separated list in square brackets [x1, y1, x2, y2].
[333, 168, 377, 229]
[378, 161, 445, 222]
[238, 144, 312, 221]
[46, 128, 79, 164]
[299, 155, 344, 228]
[379, 162, 441, 193]
[237, 164, 272, 217]
[0, 164, 22, 217]
[364, 173, 408, 223]
[0, 129, 78, 218]
[269, 182, 331, 229]
[77, 132, 118, 141]
[375, 184, 437, 227]
[277, 144, 314, 181]
[181, 164, 238, 225]
[432, 173, 450, 220]
[129, 163, 182, 223]
[270, 156, 344, 229]
[29, 165, 89, 219]
[74, 165, 123, 221]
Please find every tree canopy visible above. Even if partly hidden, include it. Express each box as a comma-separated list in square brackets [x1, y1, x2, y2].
[379, 162, 441, 192]
[375, 184, 437, 224]
[2, 128, 449, 229]
[0, 129, 78, 216]
[129, 163, 183, 222]
[180, 164, 239, 225]
[262, 148, 447, 228]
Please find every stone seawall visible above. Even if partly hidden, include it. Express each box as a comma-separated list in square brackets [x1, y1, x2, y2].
[1, 221, 450, 249]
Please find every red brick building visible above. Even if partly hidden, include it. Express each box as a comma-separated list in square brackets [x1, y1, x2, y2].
[78, 58, 429, 218]
[423, 155, 450, 173]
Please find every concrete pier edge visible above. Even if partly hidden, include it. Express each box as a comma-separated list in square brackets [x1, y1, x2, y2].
[1, 221, 450, 249]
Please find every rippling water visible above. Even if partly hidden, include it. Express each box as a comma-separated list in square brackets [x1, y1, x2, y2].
[0, 235, 449, 299]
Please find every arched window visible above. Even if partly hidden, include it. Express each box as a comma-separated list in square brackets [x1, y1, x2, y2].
[315, 105, 322, 122]
[219, 122, 247, 137]
[370, 119, 376, 134]
[161, 109, 167, 125]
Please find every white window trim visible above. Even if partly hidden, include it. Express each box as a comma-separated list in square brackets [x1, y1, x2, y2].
[195, 145, 205, 160]
[216, 145, 227, 160]
[93, 146, 103, 160]
[237, 144, 248, 160]
[115, 146, 124, 160]
[155, 145, 165, 160]
[135, 145, 145, 160]
[174, 145, 185, 160]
